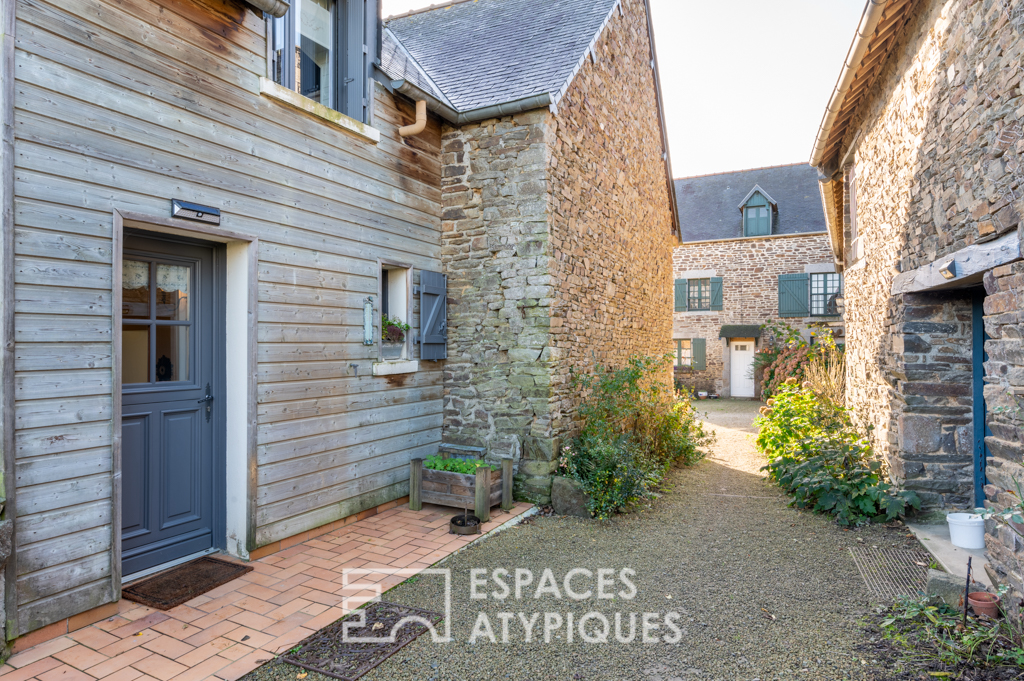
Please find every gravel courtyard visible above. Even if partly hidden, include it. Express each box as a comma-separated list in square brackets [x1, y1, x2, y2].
[248, 400, 922, 681]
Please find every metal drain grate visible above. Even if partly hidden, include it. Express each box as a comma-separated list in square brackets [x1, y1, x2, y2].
[849, 547, 932, 600]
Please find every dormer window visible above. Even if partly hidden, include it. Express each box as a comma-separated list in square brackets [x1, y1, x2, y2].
[738, 185, 777, 237]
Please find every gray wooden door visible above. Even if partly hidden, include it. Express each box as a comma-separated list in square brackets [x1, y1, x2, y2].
[121, 234, 224, 576]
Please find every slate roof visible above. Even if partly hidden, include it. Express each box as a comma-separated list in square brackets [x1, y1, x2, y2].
[379, 29, 449, 105]
[384, 0, 618, 113]
[674, 163, 826, 243]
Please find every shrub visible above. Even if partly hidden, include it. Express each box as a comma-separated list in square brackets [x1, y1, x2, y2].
[756, 381, 920, 526]
[560, 354, 715, 519]
[804, 333, 845, 408]
[761, 344, 813, 399]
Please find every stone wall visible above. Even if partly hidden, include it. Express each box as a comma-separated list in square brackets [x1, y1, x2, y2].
[833, 0, 1024, 581]
[440, 0, 675, 503]
[982, 261, 1024, 593]
[671, 233, 837, 395]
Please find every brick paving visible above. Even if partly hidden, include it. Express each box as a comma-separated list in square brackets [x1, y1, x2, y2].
[0, 503, 533, 681]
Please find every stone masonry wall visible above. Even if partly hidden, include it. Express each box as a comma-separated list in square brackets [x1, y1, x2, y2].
[544, 0, 676, 487]
[671, 233, 837, 395]
[439, 111, 554, 477]
[439, 0, 676, 504]
[982, 261, 1024, 593]
[836, 0, 1024, 578]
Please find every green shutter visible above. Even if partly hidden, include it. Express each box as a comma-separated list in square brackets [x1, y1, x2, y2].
[778, 273, 810, 317]
[692, 338, 706, 371]
[674, 279, 688, 312]
[675, 339, 682, 367]
[710, 277, 723, 311]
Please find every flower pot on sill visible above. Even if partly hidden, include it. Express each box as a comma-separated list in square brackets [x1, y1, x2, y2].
[381, 342, 404, 360]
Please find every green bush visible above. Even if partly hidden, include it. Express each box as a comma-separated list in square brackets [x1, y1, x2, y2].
[560, 354, 715, 519]
[423, 454, 498, 475]
[756, 380, 920, 526]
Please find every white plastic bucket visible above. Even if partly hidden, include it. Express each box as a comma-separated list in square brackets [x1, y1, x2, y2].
[947, 513, 986, 550]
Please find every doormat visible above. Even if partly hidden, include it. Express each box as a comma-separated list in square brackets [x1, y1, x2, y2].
[849, 547, 932, 601]
[281, 601, 444, 680]
[121, 556, 253, 610]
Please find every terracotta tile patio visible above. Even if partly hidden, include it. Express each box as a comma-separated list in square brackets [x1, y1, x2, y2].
[0, 502, 533, 681]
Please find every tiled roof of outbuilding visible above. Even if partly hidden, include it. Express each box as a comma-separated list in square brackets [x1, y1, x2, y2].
[674, 163, 826, 243]
[384, 0, 619, 113]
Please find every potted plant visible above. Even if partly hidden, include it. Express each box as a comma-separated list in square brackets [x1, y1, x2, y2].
[381, 314, 410, 360]
[409, 455, 513, 523]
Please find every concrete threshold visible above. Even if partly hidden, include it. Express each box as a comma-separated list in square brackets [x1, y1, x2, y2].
[907, 521, 993, 587]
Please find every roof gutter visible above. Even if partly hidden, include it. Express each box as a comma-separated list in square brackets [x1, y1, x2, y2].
[391, 79, 552, 125]
[251, 0, 289, 18]
[808, 0, 887, 173]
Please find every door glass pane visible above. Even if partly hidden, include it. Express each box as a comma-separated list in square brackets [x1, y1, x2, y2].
[156, 264, 190, 321]
[155, 326, 188, 382]
[123, 260, 150, 319]
[123, 325, 150, 384]
[297, 0, 333, 105]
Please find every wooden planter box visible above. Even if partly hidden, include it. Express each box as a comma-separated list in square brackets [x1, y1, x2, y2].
[409, 458, 513, 522]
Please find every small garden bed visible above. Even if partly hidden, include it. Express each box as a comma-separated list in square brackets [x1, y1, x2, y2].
[859, 596, 1024, 679]
[558, 354, 715, 519]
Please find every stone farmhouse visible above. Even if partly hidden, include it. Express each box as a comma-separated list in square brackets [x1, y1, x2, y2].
[0, 0, 676, 647]
[811, 0, 1024, 591]
[672, 163, 843, 398]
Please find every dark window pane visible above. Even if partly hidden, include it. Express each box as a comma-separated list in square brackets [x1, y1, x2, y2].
[688, 278, 710, 311]
[123, 325, 150, 384]
[156, 264, 190, 321]
[123, 260, 150, 319]
[155, 325, 189, 382]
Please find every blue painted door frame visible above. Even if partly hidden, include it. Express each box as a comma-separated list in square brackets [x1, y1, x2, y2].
[972, 290, 991, 508]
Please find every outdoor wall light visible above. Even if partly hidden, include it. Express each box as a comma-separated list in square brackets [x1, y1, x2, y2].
[363, 297, 375, 346]
[939, 260, 957, 280]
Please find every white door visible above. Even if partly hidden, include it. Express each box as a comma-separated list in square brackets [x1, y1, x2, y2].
[730, 339, 755, 397]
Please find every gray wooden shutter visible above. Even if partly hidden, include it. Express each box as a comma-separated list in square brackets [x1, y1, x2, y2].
[341, 0, 369, 122]
[778, 273, 809, 317]
[710, 277, 723, 311]
[692, 338, 706, 371]
[420, 270, 447, 360]
[674, 279, 688, 312]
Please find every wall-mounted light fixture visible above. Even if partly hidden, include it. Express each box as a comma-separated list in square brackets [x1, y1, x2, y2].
[939, 260, 957, 280]
[172, 199, 221, 225]
[363, 297, 375, 346]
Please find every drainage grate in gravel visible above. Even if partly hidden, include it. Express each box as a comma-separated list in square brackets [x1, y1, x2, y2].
[281, 601, 444, 680]
[849, 547, 932, 601]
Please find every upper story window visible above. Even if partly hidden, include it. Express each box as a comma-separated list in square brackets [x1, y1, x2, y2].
[738, 185, 776, 237]
[810, 273, 842, 316]
[271, 0, 376, 123]
[688, 278, 711, 311]
[673, 277, 723, 312]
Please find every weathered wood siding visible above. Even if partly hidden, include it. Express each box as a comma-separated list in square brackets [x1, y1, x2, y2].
[9, 0, 442, 635]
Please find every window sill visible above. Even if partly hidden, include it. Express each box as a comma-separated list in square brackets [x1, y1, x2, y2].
[372, 360, 419, 376]
[259, 78, 381, 144]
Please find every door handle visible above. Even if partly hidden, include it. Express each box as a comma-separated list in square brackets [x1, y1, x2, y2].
[197, 383, 213, 422]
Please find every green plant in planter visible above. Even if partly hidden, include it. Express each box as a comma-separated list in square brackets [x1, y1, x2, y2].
[382, 314, 410, 343]
[423, 455, 498, 475]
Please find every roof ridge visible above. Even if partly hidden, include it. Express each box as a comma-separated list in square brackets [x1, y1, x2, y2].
[385, 0, 478, 21]
[674, 161, 809, 182]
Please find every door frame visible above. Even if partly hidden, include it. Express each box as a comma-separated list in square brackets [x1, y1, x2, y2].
[728, 337, 756, 398]
[112, 209, 258, 593]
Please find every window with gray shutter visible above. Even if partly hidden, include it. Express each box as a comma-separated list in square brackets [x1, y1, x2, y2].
[778, 273, 810, 317]
[692, 338, 706, 371]
[420, 270, 447, 360]
[710, 277, 723, 311]
[674, 279, 688, 312]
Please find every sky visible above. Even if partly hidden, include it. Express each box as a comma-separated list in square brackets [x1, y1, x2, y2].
[382, 0, 867, 178]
